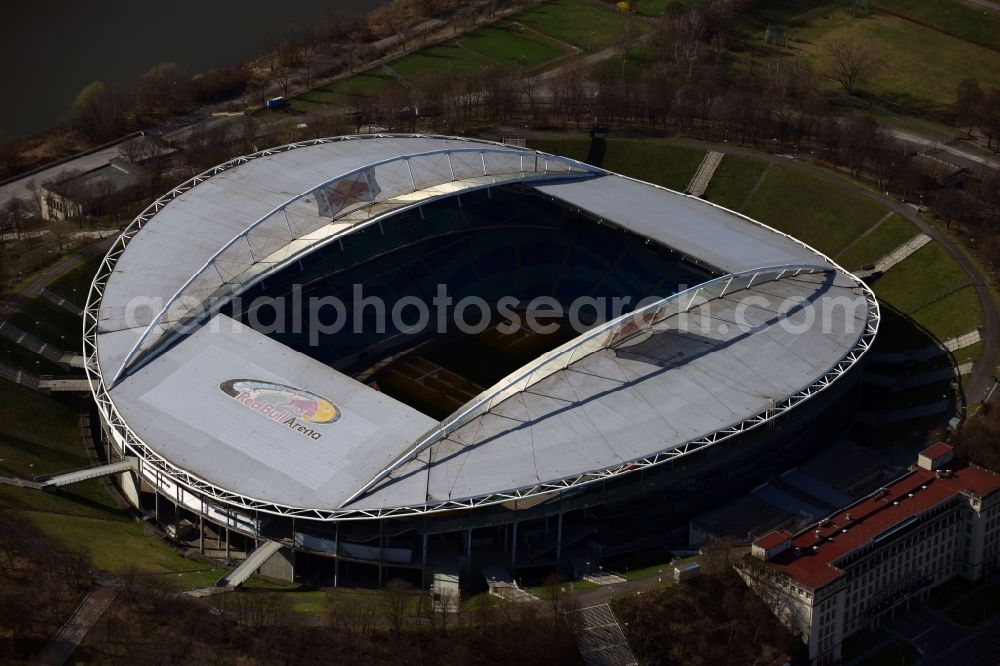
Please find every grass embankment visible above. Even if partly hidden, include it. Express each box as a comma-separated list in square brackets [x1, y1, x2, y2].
[526, 137, 706, 191]
[47, 253, 105, 307]
[742, 165, 888, 256]
[0, 334, 65, 374]
[8, 296, 82, 350]
[0, 379, 233, 589]
[701, 154, 768, 211]
[834, 213, 918, 270]
[526, 136, 590, 162]
[872, 242, 982, 342]
[601, 140, 706, 191]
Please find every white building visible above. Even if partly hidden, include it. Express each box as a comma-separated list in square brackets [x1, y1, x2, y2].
[745, 443, 1000, 664]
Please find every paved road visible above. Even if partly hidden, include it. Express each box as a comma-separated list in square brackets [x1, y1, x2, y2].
[964, 0, 1000, 15]
[35, 584, 118, 666]
[0, 240, 111, 319]
[890, 129, 1000, 172]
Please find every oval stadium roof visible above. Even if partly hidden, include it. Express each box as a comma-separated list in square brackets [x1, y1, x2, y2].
[86, 134, 878, 519]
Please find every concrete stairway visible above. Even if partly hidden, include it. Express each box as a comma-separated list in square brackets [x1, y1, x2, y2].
[217, 540, 282, 588]
[856, 234, 931, 278]
[564, 603, 638, 666]
[686, 151, 724, 197]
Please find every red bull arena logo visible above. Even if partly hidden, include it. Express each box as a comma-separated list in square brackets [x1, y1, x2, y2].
[220, 379, 340, 441]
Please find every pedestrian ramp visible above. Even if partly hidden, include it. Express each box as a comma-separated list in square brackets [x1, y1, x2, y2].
[39, 459, 138, 488]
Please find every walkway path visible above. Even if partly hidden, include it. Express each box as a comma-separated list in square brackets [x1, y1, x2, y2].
[686, 151, 724, 196]
[856, 233, 931, 278]
[35, 584, 118, 666]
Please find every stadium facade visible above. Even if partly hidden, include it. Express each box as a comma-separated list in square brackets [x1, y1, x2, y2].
[85, 134, 879, 588]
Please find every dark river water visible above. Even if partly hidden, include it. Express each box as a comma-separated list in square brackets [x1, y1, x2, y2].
[1, 0, 386, 141]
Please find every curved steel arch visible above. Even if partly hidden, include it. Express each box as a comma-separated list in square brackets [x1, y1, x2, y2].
[84, 134, 881, 523]
[112, 142, 601, 383]
[340, 262, 836, 507]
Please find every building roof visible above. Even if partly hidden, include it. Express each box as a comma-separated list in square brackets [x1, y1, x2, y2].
[90, 134, 878, 518]
[756, 530, 793, 550]
[920, 442, 954, 460]
[46, 158, 143, 200]
[758, 457, 1000, 589]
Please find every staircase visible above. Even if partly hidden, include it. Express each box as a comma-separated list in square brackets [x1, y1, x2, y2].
[216, 540, 282, 588]
[564, 603, 638, 666]
[686, 151, 724, 197]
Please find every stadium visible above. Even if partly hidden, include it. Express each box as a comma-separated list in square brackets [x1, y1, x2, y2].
[84, 134, 879, 589]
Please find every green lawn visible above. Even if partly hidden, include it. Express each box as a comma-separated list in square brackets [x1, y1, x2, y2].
[743, 165, 888, 256]
[9, 296, 82, 351]
[791, 9, 1000, 117]
[835, 213, 918, 270]
[701, 155, 768, 211]
[633, 0, 675, 18]
[527, 136, 591, 162]
[873, 0, 1000, 52]
[872, 241, 969, 314]
[601, 140, 706, 191]
[518, 0, 650, 51]
[21, 511, 208, 575]
[0, 379, 81, 461]
[462, 21, 572, 68]
[390, 43, 494, 81]
[289, 72, 400, 112]
[48, 254, 105, 308]
[0, 378, 119, 517]
[910, 285, 982, 342]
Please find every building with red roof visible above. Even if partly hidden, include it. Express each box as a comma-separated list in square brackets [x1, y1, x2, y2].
[743, 444, 1000, 665]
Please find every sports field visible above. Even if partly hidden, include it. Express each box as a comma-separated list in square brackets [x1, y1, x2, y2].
[517, 0, 650, 51]
[461, 21, 571, 67]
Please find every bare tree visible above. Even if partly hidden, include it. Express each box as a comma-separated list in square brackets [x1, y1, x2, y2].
[380, 578, 414, 635]
[824, 37, 880, 94]
[956, 78, 984, 138]
[982, 87, 1000, 151]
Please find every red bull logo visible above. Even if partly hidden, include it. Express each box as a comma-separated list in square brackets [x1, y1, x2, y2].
[220, 379, 340, 441]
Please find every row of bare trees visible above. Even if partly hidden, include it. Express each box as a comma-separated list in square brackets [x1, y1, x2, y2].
[956, 78, 1000, 150]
